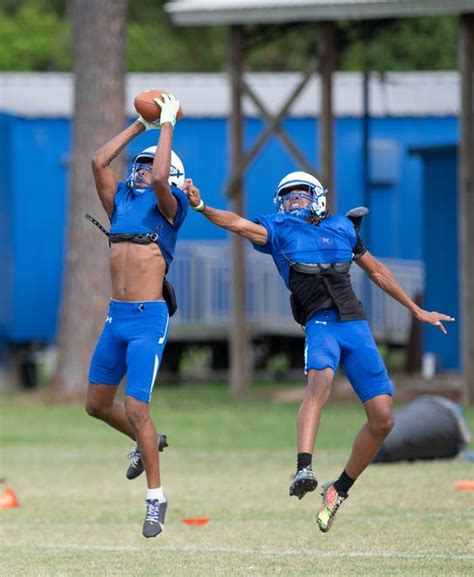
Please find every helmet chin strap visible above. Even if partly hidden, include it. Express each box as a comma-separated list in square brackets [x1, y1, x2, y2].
[287, 207, 312, 218]
[131, 186, 147, 196]
[131, 171, 151, 195]
[130, 175, 149, 195]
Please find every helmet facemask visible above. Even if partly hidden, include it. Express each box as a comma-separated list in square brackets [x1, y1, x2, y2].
[133, 161, 153, 187]
[127, 147, 186, 193]
[127, 152, 154, 194]
[274, 171, 327, 220]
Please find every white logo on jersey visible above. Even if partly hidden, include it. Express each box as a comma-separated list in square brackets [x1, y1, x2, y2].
[105, 316, 113, 324]
[314, 320, 327, 325]
[321, 237, 331, 244]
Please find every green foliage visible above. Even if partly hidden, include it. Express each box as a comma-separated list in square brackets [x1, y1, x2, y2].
[127, 21, 227, 72]
[0, 0, 459, 72]
[244, 23, 317, 71]
[0, 0, 70, 71]
[338, 16, 458, 71]
[178, 346, 213, 377]
[0, 0, 68, 16]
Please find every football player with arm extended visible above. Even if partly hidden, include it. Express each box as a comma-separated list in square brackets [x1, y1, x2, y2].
[85, 94, 189, 538]
[183, 173, 454, 533]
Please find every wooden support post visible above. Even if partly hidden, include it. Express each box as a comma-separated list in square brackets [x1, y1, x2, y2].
[459, 13, 474, 403]
[362, 70, 371, 247]
[229, 25, 249, 397]
[226, 60, 320, 195]
[318, 21, 336, 210]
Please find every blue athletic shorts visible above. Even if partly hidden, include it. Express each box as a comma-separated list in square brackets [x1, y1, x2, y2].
[304, 308, 394, 403]
[88, 300, 170, 403]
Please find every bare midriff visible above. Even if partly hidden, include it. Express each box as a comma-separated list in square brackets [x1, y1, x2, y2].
[110, 242, 166, 301]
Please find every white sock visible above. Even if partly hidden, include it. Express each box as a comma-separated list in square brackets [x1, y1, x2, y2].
[147, 487, 166, 502]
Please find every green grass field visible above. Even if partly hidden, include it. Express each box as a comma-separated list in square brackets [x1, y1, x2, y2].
[1, 384, 473, 576]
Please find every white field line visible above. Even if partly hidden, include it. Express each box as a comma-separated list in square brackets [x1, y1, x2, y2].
[3, 542, 473, 561]
[4, 510, 474, 530]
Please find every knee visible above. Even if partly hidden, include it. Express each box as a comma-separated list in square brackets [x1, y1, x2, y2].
[124, 397, 149, 428]
[369, 413, 394, 438]
[85, 397, 107, 420]
[305, 369, 334, 403]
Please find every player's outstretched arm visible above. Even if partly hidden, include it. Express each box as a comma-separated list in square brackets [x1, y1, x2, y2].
[357, 251, 455, 334]
[183, 179, 268, 246]
[150, 95, 181, 223]
[92, 120, 146, 216]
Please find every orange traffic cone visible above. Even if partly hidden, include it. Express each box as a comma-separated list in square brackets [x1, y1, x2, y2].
[454, 480, 474, 491]
[0, 488, 19, 509]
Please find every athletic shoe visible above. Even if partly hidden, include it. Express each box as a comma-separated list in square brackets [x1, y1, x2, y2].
[126, 434, 168, 480]
[142, 499, 167, 538]
[316, 482, 348, 533]
[289, 466, 318, 500]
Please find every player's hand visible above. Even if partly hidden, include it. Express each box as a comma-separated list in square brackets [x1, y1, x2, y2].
[183, 178, 202, 208]
[415, 309, 455, 334]
[154, 94, 180, 128]
[137, 115, 161, 131]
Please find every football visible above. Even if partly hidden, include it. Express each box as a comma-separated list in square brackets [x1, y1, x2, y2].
[134, 89, 184, 123]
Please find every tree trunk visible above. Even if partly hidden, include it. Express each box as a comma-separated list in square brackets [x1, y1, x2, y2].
[52, 0, 127, 400]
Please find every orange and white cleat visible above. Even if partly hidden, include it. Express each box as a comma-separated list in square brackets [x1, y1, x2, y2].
[316, 482, 348, 533]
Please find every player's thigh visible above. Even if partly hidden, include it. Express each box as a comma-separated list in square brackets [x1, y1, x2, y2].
[341, 321, 394, 402]
[88, 322, 127, 387]
[125, 338, 168, 403]
[124, 309, 170, 403]
[304, 322, 341, 372]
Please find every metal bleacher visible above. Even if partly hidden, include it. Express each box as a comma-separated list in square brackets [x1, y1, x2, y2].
[167, 241, 424, 345]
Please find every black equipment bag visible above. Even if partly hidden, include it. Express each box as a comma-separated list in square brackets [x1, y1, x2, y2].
[373, 395, 470, 463]
[162, 278, 177, 317]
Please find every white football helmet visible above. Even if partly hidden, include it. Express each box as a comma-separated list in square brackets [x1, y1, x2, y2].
[127, 146, 185, 190]
[274, 171, 327, 219]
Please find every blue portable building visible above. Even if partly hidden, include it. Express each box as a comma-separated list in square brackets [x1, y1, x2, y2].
[0, 72, 460, 369]
[410, 145, 460, 371]
[0, 113, 69, 344]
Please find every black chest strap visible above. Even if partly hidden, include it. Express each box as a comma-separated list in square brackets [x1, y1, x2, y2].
[85, 214, 158, 244]
[85, 213, 109, 236]
[84, 213, 177, 317]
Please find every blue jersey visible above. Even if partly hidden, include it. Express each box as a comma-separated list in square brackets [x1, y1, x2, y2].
[253, 213, 363, 288]
[110, 182, 188, 270]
